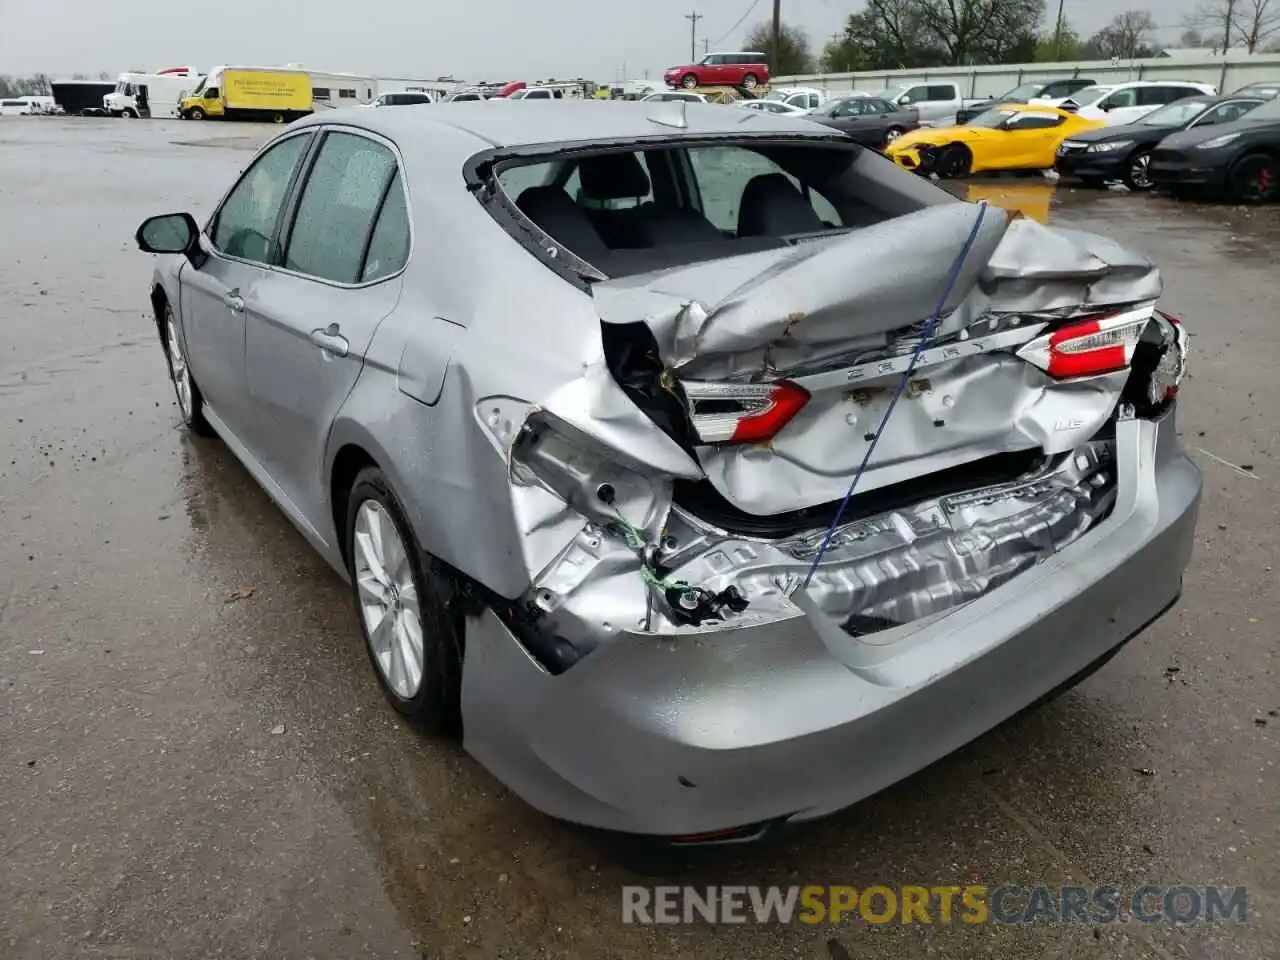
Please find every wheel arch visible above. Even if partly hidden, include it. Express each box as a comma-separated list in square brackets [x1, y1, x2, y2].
[327, 437, 490, 626]
[150, 283, 170, 351]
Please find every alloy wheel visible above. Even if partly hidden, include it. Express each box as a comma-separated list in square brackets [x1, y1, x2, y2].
[1239, 157, 1276, 202]
[1128, 152, 1153, 190]
[353, 500, 425, 701]
[165, 314, 193, 422]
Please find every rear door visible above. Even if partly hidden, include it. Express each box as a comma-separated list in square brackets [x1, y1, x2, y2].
[241, 128, 410, 522]
[181, 130, 314, 436]
[841, 98, 890, 146]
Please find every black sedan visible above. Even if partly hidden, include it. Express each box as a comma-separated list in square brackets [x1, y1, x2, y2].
[1055, 94, 1267, 190]
[807, 95, 920, 149]
[954, 78, 1097, 125]
[1149, 94, 1280, 203]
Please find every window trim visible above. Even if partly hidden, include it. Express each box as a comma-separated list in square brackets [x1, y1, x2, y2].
[204, 128, 318, 270]
[273, 125, 414, 289]
[203, 124, 412, 289]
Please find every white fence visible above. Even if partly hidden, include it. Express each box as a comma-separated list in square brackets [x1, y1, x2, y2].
[776, 52, 1280, 98]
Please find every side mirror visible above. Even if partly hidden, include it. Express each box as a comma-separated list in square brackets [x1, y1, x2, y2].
[136, 212, 206, 268]
[1099, 102, 1112, 112]
[899, 96, 913, 105]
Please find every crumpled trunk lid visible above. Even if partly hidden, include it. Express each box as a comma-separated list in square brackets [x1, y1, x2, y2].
[592, 202, 1162, 517]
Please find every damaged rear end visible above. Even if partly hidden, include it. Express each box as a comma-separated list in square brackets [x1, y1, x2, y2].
[477, 202, 1186, 661]
[460, 140, 1199, 837]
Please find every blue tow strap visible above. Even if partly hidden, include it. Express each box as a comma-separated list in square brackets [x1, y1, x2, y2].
[801, 201, 991, 591]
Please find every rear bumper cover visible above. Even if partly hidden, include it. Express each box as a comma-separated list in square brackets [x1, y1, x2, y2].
[461, 410, 1201, 836]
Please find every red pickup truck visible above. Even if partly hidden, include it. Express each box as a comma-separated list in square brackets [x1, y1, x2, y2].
[664, 52, 770, 90]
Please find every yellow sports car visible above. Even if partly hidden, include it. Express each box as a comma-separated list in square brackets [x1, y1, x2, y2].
[885, 104, 1105, 178]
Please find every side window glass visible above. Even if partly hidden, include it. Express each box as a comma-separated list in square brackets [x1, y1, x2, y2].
[1011, 113, 1064, 129]
[284, 132, 398, 283]
[904, 85, 929, 102]
[686, 146, 841, 232]
[361, 171, 410, 282]
[927, 85, 956, 101]
[204, 87, 220, 99]
[212, 133, 311, 264]
[1107, 88, 1138, 108]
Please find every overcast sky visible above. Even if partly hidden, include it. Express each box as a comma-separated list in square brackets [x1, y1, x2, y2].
[0, 0, 1199, 83]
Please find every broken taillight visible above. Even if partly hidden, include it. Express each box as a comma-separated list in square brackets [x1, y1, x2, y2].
[1017, 307, 1153, 379]
[681, 380, 810, 445]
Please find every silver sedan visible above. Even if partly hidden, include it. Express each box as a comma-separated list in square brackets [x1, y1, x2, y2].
[135, 102, 1200, 846]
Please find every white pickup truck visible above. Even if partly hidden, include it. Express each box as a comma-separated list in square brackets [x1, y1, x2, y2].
[855, 80, 990, 126]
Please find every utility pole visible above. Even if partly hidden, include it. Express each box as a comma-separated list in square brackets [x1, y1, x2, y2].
[702, 39, 710, 55]
[686, 11, 703, 62]
[771, 0, 782, 74]
[1053, 0, 1066, 59]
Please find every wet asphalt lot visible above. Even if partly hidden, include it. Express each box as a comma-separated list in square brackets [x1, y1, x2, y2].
[0, 117, 1276, 960]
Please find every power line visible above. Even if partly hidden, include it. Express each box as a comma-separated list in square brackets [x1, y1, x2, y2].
[709, 0, 762, 46]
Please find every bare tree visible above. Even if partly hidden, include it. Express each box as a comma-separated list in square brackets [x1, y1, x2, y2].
[1088, 10, 1158, 59]
[1185, 0, 1237, 50]
[1233, 0, 1280, 50]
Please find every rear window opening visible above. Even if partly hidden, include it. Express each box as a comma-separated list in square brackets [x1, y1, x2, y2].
[481, 138, 957, 279]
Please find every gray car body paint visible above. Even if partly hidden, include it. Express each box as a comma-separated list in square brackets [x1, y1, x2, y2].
[147, 102, 1199, 838]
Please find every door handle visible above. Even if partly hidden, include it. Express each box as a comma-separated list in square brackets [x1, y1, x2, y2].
[309, 324, 349, 358]
[223, 289, 245, 313]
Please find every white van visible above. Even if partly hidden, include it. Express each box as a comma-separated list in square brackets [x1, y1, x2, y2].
[1074, 80, 1217, 126]
[0, 98, 35, 116]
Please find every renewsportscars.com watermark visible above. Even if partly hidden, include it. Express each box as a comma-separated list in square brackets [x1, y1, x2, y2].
[621, 885, 1249, 925]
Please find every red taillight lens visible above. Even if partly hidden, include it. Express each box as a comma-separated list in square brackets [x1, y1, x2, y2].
[681, 380, 810, 445]
[1018, 307, 1152, 379]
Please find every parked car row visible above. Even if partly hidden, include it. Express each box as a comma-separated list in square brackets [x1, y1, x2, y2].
[863, 79, 1278, 204]
[1060, 92, 1280, 203]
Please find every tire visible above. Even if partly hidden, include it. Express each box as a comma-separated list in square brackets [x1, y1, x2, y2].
[741, 73, 759, 90]
[188, 106, 205, 121]
[1225, 153, 1278, 204]
[161, 303, 214, 436]
[1123, 149, 1154, 191]
[346, 467, 462, 733]
[883, 125, 905, 147]
[681, 73, 698, 89]
[935, 143, 971, 179]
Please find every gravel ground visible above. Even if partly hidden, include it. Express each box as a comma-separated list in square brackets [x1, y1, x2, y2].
[0, 117, 1276, 960]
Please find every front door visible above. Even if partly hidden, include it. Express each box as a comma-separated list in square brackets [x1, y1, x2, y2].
[242, 129, 411, 529]
[181, 131, 314, 434]
[1003, 111, 1068, 168]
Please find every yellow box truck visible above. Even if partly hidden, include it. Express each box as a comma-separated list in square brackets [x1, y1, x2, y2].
[180, 66, 313, 123]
